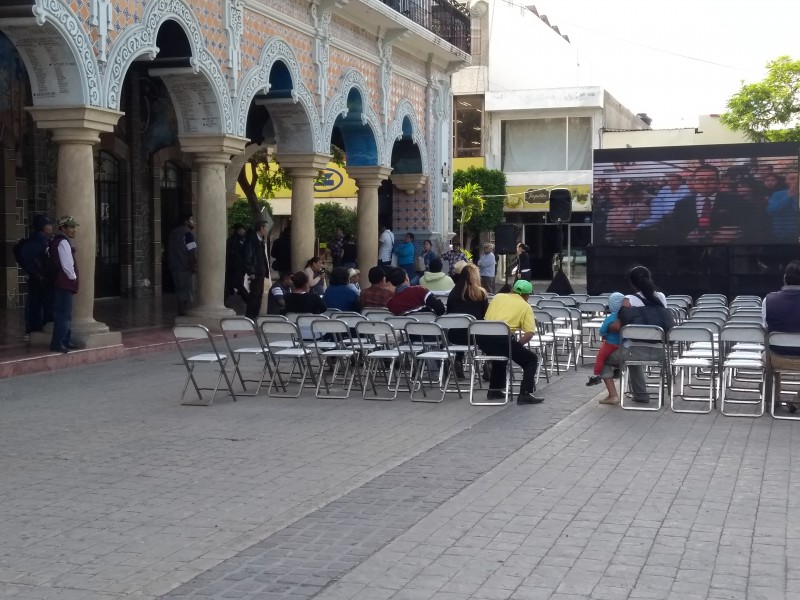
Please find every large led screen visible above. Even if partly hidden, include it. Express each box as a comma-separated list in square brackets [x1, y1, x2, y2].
[593, 143, 799, 246]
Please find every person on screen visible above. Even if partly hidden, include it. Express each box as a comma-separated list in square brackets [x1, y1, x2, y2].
[767, 171, 799, 242]
[669, 164, 763, 244]
[605, 184, 649, 244]
[636, 173, 690, 233]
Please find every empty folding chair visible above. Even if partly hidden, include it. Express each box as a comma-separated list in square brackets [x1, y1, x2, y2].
[768, 332, 800, 420]
[619, 324, 669, 411]
[668, 325, 717, 414]
[406, 321, 462, 402]
[543, 306, 581, 371]
[533, 309, 559, 376]
[355, 320, 411, 400]
[173, 324, 237, 406]
[467, 320, 513, 406]
[719, 324, 766, 417]
[363, 308, 392, 320]
[259, 320, 316, 398]
[310, 319, 361, 399]
[437, 313, 475, 380]
[220, 316, 273, 396]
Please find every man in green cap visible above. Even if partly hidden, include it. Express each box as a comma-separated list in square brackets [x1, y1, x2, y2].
[479, 278, 543, 404]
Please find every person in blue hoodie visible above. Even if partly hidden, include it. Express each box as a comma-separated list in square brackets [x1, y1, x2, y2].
[586, 292, 625, 405]
[394, 232, 416, 279]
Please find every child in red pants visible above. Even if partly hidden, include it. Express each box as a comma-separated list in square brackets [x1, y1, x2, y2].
[587, 292, 625, 404]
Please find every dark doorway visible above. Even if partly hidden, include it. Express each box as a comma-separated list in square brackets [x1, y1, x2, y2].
[378, 180, 393, 228]
[160, 161, 185, 292]
[95, 151, 121, 297]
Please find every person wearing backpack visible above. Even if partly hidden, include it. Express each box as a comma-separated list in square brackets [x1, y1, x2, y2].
[18, 215, 54, 337]
[49, 216, 80, 353]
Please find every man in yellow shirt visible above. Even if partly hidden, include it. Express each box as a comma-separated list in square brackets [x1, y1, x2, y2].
[480, 279, 543, 404]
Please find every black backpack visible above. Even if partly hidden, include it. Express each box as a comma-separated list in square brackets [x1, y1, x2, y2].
[618, 295, 675, 332]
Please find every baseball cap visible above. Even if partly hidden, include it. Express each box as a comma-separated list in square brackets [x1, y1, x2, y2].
[57, 216, 79, 227]
[512, 280, 533, 295]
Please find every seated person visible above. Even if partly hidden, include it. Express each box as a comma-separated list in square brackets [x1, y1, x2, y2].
[764, 260, 800, 409]
[323, 267, 360, 312]
[266, 271, 292, 315]
[284, 271, 326, 315]
[386, 267, 445, 316]
[359, 266, 394, 310]
[418, 258, 455, 292]
[586, 292, 625, 405]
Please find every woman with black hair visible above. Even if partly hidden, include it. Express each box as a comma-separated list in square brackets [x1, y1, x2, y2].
[323, 267, 360, 312]
[624, 265, 667, 309]
[513, 243, 532, 282]
[284, 271, 327, 314]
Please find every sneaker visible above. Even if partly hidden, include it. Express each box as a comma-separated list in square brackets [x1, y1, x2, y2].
[632, 396, 651, 404]
[517, 393, 544, 405]
[486, 390, 506, 400]
[586, 375, 602, 386]
[598, 396, 619, 405]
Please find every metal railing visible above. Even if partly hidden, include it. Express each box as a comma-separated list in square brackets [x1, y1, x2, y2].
[381, 0, 471, 54]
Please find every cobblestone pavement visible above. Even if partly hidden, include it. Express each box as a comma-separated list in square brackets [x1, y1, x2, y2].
[3, 350, 797, 600]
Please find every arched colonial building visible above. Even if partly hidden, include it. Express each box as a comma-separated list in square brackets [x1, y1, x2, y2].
[0, 0, 469, 345]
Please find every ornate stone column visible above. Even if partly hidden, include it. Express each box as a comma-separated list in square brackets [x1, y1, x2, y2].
[348, 166, 393, 288]
[276, 153, 331, 272]
[179, 135, 248, 329]
[27, 106, 123, 348]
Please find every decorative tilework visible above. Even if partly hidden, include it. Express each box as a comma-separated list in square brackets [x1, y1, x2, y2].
[393, 185, 432, 231]
[329, 16, 377, 55]
[392, 48, 426, 78]
[326, 48, 379, 103]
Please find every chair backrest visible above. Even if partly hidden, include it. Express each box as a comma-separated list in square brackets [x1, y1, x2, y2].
[668, 324, 716, 345]
[333, 313, 367, 328]
[720, 324, 765, 345]
[767, 331, 800, 352]
[554, 295, 578, 306]
[539, 299, 570, 309]
[542, 306, 576, 329]
[354, 320, 399, 350]
[727, 315, 764, 326]
[363, 308, 392, 320]
[310, 318, 352, 349]
[411, 312, 438, 322]
[406, 322, 450, 352]
[468, 320, 512, 356]
[260, 320, 304, 350]
[579, 301, 607, 317]
[173, 324, 222, 360]
[689, 306, 728, 318]
[322, 308, 342, 317]
[220, 316, 257, 333]
[533, 309, 555, 330]
[385, 315, 418, 331]
[436, 314, 475, 331]
[296, 313, 327, 339]
[257, 315, 288, 326]
[685, 316, 724, 333]
[570, 294, 589, 304]
[220, 316, 262, 350]
[620, 324, 666, 343]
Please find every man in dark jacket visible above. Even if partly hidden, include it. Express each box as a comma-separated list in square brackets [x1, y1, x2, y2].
[225, 223, 248, 306]
[20, 214, 53, 336]
[764, 260, 800, 409]
[243, 221, 269, 320]
[271, 227, 291, 272]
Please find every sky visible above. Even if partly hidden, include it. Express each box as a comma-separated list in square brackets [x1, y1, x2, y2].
[531, 0, 800, 129]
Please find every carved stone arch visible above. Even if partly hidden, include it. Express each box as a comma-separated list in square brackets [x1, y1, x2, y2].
[324, 68, 385, 166]
[0, 0, 100, 106]
[102, 0, 232, 134]
[234, 37, 321, 153]
[386, 99, 428, 174]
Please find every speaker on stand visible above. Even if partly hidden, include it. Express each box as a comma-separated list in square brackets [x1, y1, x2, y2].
[493, 222, 518, 288]
[546, 189, 575, 295]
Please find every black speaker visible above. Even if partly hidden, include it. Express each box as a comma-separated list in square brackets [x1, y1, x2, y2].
[549, 188, 572, 222]
[493, 223, 518, 254]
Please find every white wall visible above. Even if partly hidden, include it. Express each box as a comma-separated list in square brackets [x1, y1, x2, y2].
[603, 115, 748, 148]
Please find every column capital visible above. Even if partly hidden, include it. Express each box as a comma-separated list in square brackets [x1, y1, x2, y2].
[26, 105, 123, 145]
[349, 165, 393, 188]
[179, 134, 249, 164]
[276, 152, 331, 177]
[390, 173, 428, 194]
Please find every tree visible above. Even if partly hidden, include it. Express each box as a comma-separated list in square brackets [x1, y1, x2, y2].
[227, 198, 272, 232]
[721, 56, 800, 142]
[452, 183, 484, 248]
[314, 202, 357, 249]
[452, 167, 507, 252]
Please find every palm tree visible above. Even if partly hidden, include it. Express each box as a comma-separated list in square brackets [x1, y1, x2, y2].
[452, 182, 485, 248]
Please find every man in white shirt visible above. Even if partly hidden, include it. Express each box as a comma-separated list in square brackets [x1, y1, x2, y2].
[378, 224, 394, 268]
[49, 216, 79, 353]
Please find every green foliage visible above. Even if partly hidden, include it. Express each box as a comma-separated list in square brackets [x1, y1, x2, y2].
[315, 202, 357, 246]
[227, 198, 272, 231]
[721, 56, 800, 142]
[452, 167, 507, 234]
[453, 183, 484, 248]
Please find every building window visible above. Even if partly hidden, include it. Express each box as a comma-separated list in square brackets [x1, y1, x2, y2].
[453, 95, 483, 158]
[501, 116, 592, 172]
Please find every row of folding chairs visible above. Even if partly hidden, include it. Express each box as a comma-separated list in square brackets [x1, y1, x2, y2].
[172, 314, 532, 407]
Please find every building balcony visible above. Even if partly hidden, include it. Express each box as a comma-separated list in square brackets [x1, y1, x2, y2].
[381, 0, 471, 54]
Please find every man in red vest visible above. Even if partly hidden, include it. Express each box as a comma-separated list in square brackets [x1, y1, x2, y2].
[49, 216, 79, 353]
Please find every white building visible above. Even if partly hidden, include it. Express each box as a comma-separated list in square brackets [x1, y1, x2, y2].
[452, 1, 648, 278]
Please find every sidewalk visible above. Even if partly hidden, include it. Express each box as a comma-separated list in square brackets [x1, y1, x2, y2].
[1, 350, 794, 600]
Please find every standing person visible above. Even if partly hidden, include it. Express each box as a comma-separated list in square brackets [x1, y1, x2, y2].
[378, 224, 394, 268]
[304, 256, 326, 296]
[19, 215, 54, 336]
[329, 225, 345, 268]
[513, 243, 532, 282]
[167, 213, 197, 317]
[359, 266, 394, 310]
[394, 232, 416, 278]
[477, 243, 496, 293]
[271, 227, 291, 273]
[267, 271, 292, 315]
[342, 234, 357, 269]
[49, 216, 79, 353]
[441, 239, 467, 278]
[479, 279, 543, 404]
[767, 171, 799, 242]
[225, 223, 248, 306]
[243, 221, 269, 320]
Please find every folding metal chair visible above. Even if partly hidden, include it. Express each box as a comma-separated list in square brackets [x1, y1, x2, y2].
[406, 322, 462, 403]
[259, 320, 317, 398]
[533, 309, 559, 376]
[668, 325, 717, 414]
[220, 316, 274, 396]
[310, 319, 361, 399]
[542, 306, 581, 371]
[619, 324, 668, 411]
[579, 301, 609, 361]
[768, 332, 800, 420]
[467, 320, 513, 406]
[173, 325, 237, 406]
[719, 324, 766, 417]
[355, 320, 411, 400]
[437, 313, 476, 382]
[363, 308, 392, 321]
